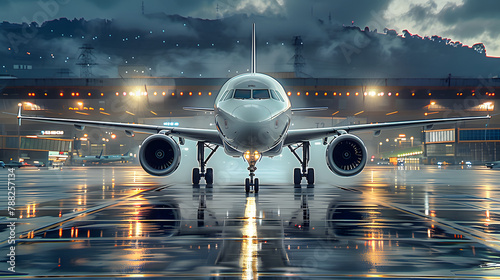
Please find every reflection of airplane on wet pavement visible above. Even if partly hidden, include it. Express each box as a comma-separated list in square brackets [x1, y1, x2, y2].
[17, 24, 490, 193]
[72, 150, 135, 165]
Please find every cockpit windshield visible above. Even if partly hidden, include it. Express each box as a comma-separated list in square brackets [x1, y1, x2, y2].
[231, 89, 271, 100]
[234, 89, 252, 99]
[252, 89, 270, 99]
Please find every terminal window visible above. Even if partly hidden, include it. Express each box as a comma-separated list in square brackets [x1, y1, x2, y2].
[459, 129, 500, 141]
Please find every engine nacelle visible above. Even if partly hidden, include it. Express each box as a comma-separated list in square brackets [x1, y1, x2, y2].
[139, 134, 181, 176]
[326, 134, 367, 177]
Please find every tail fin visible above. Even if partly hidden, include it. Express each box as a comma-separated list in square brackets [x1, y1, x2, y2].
[17, 103, 22, 126]
[251, 23, 256, 73]
[98, 149, 103, 159]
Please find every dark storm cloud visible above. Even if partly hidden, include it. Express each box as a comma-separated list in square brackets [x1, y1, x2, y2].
[437, 0, 500, 39]
[405, 1, 438, 26]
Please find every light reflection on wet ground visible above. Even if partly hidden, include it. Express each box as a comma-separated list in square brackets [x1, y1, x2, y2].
[1, 164, 500, 279]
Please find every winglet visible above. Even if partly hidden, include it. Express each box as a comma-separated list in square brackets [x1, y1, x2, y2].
[17, 103, 22, 126]
[251, 23, 256, 74]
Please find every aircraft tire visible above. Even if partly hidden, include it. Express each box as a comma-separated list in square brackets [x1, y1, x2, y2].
[254, 178, 259, 193]
[307, 168, 315, 185]
[205, 168, 214, 185]
[192, 168, 201, 185]
[293, 168, 302, 185]
[245, 178, 251, 193]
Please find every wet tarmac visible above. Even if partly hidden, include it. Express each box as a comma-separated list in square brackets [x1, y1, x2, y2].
[1, 163, 500, 279]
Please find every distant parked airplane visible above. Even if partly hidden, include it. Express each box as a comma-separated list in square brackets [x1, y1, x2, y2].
[73, 150, 135, 165]
[485, 161, 500, 169]
[0, 161, 26, 168]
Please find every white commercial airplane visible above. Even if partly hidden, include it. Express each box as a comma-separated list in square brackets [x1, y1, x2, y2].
[18, 25, 490, 193]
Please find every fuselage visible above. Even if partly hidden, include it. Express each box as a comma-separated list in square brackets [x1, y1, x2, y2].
[214, 73, 291, 156]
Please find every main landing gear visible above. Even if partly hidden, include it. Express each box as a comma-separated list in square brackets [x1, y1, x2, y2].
[192, 142, 218, 186]
[244, 151, 261, 194]
[288, 141, 315, 186]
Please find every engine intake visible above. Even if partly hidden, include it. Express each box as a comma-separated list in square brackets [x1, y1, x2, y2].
[139, 134, 181, 176]
[326, 134, 367, 177]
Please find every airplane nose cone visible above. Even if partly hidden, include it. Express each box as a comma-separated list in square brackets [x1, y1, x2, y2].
[232, 104, 271, 123]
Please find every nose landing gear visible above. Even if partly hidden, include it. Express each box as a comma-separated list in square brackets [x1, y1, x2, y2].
[244, 151, 261, 193]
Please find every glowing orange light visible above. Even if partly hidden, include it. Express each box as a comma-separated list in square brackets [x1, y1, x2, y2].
[100, 93, 104, 96]
[116, 92, 119, 96]
[315, 92, 318, 96]
[199, 92, 202, 96]
[180, 92, 184, 96]
[287, 92, 291, 96]
[88, 93, 91, 96]
[111, 134, 116, 139]
[346, 92, 350, 96]
[76, 92, 79, 96]
[396, 92, 399, 96]
[71, 92, 75, 96]
[60, 93, 64, 96]
[355, 92, 359, 96]
[297, 92, 300, 96]
[209, 92, 212, 96]
[189, 92, 193, 96]
[324, 92, 327, 96]
[334, 92, 337, 96]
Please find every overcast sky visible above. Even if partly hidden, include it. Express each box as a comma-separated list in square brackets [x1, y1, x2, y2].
[1, 0, 500, 57]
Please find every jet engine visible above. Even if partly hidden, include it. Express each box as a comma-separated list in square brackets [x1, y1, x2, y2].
[326, 134, 367, 177]
[139, 134, 181, 176]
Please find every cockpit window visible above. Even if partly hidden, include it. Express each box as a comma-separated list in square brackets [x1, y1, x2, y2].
[252, 89, 270, 99]
[234, 89, 251, 99]
[222, 89, 234, 101]
[270, 89, 285, 102]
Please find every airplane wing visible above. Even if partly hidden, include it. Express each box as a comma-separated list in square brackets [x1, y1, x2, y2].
[284, 115, 491, 146]
[183, 107, 215, 112]
[18, 110, 223, 146]
[291, 107, 328, 112]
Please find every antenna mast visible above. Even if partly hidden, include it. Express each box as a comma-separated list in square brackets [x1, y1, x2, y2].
[76, 44, 98, 78]
[292, 36, 305, 77]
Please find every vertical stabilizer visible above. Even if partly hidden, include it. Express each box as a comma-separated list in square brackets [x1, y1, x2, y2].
[251, 23, 256, 73]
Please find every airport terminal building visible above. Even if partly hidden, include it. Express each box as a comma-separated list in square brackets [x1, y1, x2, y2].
[1, 75, 499, 165]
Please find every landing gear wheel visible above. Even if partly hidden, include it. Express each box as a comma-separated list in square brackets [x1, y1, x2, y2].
[205, 168, 214, 185]
[245, 178, 251, 193]
[306, 168, 315, 185]
[192, 168, 200, 185]
[254, 178, 259, 193]
[294, 168, 302, 185]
